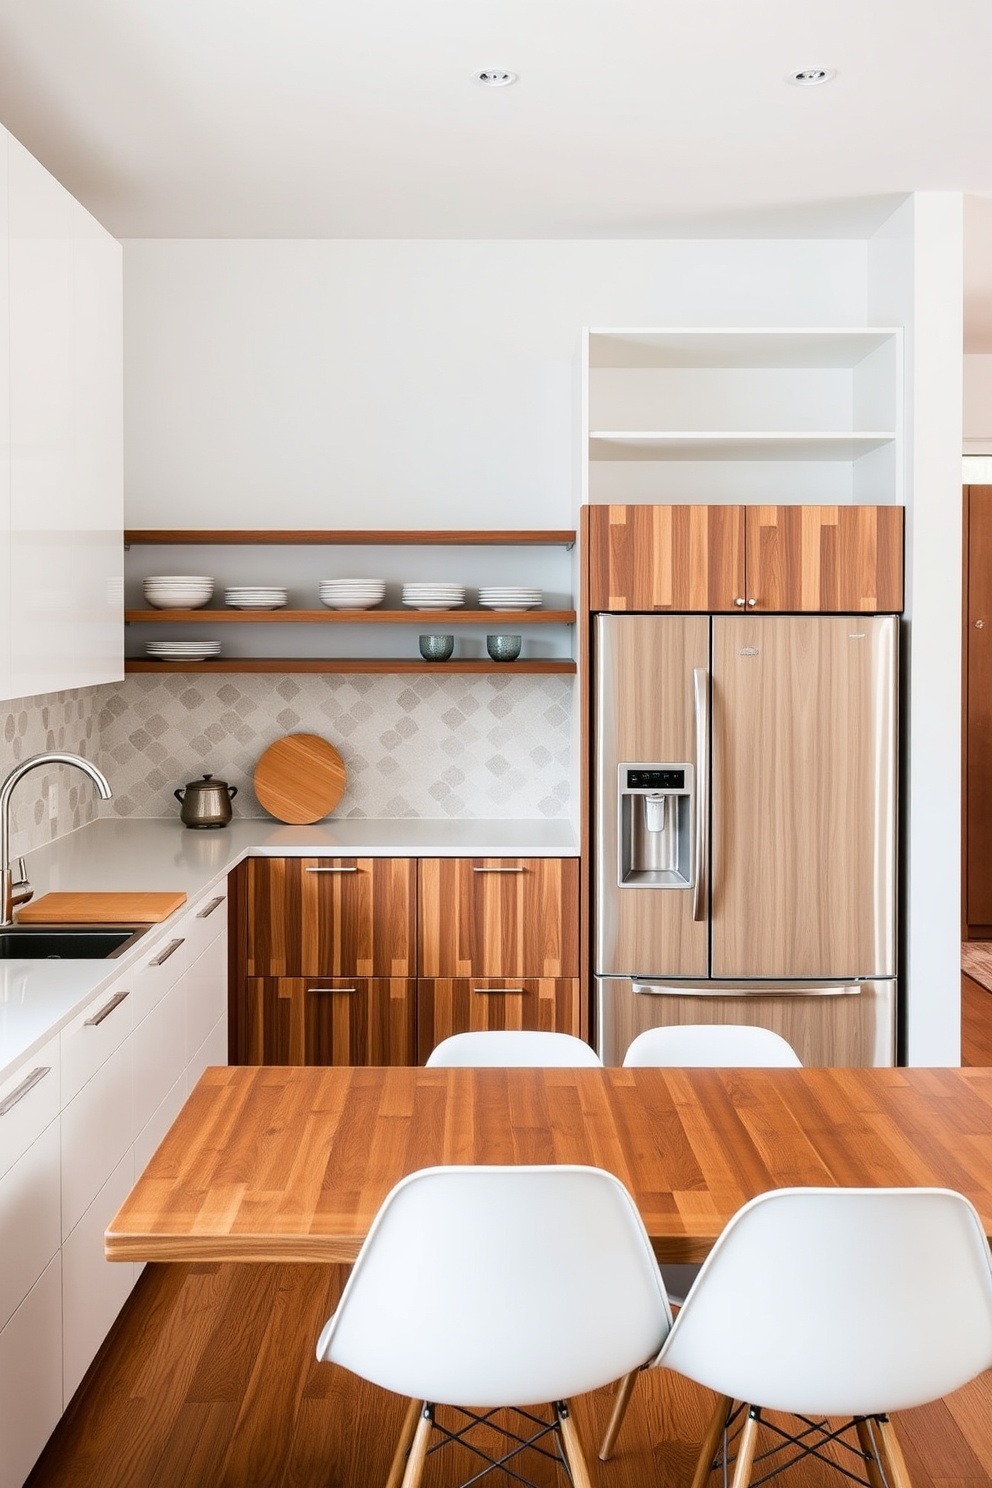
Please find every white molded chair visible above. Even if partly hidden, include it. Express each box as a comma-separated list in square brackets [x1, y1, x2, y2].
[608, 1186, 992, 1488]
[426, 1029, 603, 1067]
[602, 1021, 802, 1459]
[623, 1023, 802, 1068]
[316, 1164, 671, 1488]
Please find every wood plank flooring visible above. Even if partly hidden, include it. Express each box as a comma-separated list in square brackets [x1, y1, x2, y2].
[24, 979, 992, 1488]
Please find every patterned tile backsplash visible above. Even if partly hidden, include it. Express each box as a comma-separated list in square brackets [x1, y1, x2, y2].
[102, 673, 573, 820]
[0, 672, 574, 857]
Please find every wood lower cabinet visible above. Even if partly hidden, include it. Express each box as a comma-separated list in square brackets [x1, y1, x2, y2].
[417, 978, 580, 1061]
[233, 854, 583, 1065]
[419, 857, 579, 979]
[245, 857, 415, 977]
[588, 503, 904, 614]
[246, 977, 417, 1065]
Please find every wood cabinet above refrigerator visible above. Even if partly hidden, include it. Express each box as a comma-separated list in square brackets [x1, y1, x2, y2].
[587, 503, 904, 614]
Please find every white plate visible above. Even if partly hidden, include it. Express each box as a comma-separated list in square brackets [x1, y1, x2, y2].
[402, 600, 465, 610]
[479, 602, 539, 610]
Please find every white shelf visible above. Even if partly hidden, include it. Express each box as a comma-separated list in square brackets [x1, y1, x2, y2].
[589, 431, 897, 462]
[587, 328, 901, 369]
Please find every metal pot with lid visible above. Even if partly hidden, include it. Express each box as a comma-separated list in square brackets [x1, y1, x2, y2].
[174, 774, 238, 829]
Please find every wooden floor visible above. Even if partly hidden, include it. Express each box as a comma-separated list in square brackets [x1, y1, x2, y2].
[24, 978, 992, 1488]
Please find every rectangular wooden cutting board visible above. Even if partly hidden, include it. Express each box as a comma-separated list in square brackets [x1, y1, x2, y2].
[18, 891, 187, 923]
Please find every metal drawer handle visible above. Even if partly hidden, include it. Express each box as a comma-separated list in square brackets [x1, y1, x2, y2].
[631, 980, 860, 998]
[305, 866, 358, 874]
[472, 867, 525, 874]
[150, 938, 184, 967]
[84, 989, 130, 1026]
[0, 1065, 51, 1117]
[197, 896, 225, 919]
[307, 986, 358, 994]
[473, 987, 526, 995]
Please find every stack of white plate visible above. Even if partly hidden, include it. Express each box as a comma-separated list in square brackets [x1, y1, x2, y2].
[144, 576, 214, 609]
[318, 579, 386, 610]
[402, 582, 465, 611]
[225, 586, 288, 610]
[478, 587, 543, 611]
[146, 640, 221, 663]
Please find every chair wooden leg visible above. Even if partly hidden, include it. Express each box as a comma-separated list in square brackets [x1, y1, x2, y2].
[399, 1403, 433, 1488]
[598, 1369, 639, 1461]
[689, 1394, 734, 1488]
[729, 1408, 760, 1488]
[856, 1418, 888, 1488]
[557, 1400, 594, 1488]
[386, 1398, 423, 1488]
[874, 1415, 915, 1488]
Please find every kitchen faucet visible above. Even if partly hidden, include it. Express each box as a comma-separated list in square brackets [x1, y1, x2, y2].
[0, 752, 113, 925]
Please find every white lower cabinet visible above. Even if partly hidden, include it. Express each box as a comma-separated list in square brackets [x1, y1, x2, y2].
[61, 1150, 135, 1404]
[0, 1118, 61, 1334]
[0, 885, 231, 1482]
[61, 1034, 132, 1240]
[0, 1254, 63, 1488]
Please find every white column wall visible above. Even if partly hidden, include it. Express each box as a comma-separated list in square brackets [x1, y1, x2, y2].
[869, 194, 964, 1066]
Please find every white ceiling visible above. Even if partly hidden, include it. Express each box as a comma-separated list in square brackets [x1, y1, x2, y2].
[1, 0, 992, 336]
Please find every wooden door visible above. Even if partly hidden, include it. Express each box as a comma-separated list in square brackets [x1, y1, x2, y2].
[744, 505, 904, 612]
[246, 977, 417, 1065]
[588, 504, 745, 612]
[417, 977, 580, 1062]
[245, 857, 415, 977]
[418, 858, 579, 978]
[965, 487, 992, 932]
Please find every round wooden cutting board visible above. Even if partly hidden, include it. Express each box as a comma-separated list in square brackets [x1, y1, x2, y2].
[253, 733, 347, 824]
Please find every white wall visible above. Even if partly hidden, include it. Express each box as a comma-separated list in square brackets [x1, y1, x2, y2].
[123, 239, 868, 528]
[964, 353, 992, 451]
[869, 194, 964, 1066]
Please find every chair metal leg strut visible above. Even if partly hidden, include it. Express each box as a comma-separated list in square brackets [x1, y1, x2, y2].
[693, 1400, 913, 1488]
[391, 1399, 593, 1488]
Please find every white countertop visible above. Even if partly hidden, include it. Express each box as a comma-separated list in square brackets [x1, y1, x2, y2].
[0, 815, 579, 1081]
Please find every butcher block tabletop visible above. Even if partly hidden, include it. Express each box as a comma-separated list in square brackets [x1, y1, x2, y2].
[105, 1064, 992, 1266]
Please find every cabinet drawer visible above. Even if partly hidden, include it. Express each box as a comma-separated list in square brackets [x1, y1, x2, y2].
[62, 1151, 135, 1405]
[61, 982, 131, 1108]
[186, 924, 228, 1063]
[247, 857, 416, 977]
[0, 1254, 63, 1488]
[181, 889, 228, 967]
[127, 927, 190, 1026]
[418, 858, 579, 978]
[418, 977, 580, 1062]
[132, 977, 186, 1135]
[61, 1035, 132, 1239]
[0, 1035, 59, 1181]
[0, 1116, 61, 1333]
[246, 976, 416, 1066]
[187, 1013, 229, 1092]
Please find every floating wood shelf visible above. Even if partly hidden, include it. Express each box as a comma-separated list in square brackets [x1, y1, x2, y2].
[124, 529, 576, 547]
[124, 658, 577, 675]
[125, 608, 575, 624]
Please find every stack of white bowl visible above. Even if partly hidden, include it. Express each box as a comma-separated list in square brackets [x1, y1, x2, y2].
[225, 585, 287, 610]
[401, 582, 465, 610]
[146, 640, 221, 663]
[318, 579, 386, 610]
[478, 586, 543, 611]
[144, 576, 214, 609]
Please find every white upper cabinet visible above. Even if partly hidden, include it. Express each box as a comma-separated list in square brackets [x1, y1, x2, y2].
[4, 129, 122, 702]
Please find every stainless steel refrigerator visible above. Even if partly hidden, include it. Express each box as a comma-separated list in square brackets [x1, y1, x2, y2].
[594, 613, 898, 1066]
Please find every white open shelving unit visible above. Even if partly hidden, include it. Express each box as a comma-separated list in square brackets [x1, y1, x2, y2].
[583, 327, 903, 505]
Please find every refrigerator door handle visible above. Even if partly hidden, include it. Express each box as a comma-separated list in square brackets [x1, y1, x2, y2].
[631, 980, 863, 998]
[692, 666, 709, 922]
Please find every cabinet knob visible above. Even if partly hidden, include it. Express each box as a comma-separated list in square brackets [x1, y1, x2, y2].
[734, 597, 745, 608]
[976, 619, 985, 629]
[746, 598, 757, 608]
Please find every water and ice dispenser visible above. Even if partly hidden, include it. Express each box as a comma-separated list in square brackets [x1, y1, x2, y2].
[617, 763, 694, 888]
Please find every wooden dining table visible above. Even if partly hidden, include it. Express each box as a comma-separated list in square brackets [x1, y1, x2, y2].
[105, 1062, 992, 1265]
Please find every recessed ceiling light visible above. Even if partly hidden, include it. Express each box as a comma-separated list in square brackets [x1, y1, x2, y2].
[475, 69, 518, 87]
[787, 67, 837, 87]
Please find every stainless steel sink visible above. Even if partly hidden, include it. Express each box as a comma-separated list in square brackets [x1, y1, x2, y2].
[0, 924, 148, 959]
